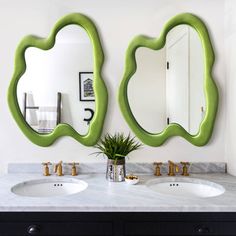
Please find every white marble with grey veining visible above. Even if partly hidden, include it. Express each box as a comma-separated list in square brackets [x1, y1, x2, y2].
[126, 162, 226, 174]
[8, 162, 226, 175]
[1, 171, 236, 212]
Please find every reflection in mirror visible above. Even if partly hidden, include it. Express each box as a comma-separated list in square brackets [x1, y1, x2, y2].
[17, 25, 95, 135]
[128, 25, 204, 135]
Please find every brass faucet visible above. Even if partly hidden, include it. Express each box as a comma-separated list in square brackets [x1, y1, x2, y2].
[154, 162, 162, 176]
[42, 162, 51, 176]
[69, 162, 79, 176]
[180, 162, 190, 176]
[54, 161, 63, 176]
[168, 160, 179, 176]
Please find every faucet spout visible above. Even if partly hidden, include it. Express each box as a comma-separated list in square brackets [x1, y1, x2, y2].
[168, 160, 179, 176]
[54, 161, 63, 176]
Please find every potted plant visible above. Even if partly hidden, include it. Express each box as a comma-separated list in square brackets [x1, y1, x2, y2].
[94, 133, 142, 182]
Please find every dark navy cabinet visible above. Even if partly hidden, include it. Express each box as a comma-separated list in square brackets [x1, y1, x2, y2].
[0, 212, 236, 236]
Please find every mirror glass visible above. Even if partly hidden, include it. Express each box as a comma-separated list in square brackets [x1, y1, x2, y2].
[128, 25, 205, 135]
[17, 25, 95, 135]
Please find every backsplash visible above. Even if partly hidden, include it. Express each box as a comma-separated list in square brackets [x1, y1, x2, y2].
[8, 162, 226, 175]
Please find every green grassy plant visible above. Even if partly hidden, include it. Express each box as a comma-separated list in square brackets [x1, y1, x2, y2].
[94, 133, 142, 160]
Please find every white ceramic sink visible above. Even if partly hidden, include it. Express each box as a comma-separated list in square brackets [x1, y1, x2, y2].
[11, 178, 88, 198]
[146, 177, 225, 198]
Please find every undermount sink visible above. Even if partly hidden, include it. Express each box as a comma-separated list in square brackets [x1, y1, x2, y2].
[146, 177, 225, 198]
[11, 178, 88, 198]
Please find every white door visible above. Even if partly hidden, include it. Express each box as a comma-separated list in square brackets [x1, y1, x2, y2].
[166, 26, 189, 132]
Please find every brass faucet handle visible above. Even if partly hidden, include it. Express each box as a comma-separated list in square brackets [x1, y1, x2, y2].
[180, 162, 190, 176]
[154, 162, 162, 166]
[153, 162, 162, 176]
[42, 162, 52, 166]
[180, 161, 190, 166]
[42, 162, 51, 176]
[68, 162, 79, 176]
[154, 161, 162, 167]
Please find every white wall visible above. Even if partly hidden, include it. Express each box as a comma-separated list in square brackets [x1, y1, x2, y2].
[225, 0, 236, 175]
[0, 0, 226, 174]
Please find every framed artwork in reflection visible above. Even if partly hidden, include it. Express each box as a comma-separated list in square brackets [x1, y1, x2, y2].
[79, 72, 95, 101]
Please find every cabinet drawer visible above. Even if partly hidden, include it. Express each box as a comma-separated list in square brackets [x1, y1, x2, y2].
[0, 221, 113, 236]
[124, 221, 236, 236]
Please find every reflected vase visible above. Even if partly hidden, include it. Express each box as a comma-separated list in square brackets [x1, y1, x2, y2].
[106, 159, 126, 182]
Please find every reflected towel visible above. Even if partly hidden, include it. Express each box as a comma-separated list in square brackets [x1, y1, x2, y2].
[26, 93, 38, 126]
[38, 107, 57, 134]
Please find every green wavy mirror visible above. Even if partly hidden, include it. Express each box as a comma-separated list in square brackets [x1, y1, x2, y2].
[118, 13, 218, 146]
[8, 13, 108, 147]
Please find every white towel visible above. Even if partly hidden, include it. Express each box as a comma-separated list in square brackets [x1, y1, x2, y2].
[38, 107, 57, 134]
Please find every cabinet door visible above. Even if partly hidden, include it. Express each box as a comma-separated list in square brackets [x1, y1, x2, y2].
[0, 221, 113, 236]
[124, 221, 236, 236]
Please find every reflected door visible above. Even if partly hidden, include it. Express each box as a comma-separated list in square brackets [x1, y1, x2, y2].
[166, 26, 189, 131]
[127, 25, 205, 136]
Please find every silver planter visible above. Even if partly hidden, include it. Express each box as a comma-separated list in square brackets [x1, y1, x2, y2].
[106, 159, 126, 182]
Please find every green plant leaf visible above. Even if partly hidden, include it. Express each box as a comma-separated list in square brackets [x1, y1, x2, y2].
[93, 133, 142, 160]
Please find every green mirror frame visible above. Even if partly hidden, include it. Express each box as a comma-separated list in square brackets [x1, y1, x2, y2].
[8, 13, 108, 147]
[118, 13, 218, 147]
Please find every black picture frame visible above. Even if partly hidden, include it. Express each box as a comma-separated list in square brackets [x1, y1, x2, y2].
[79, 72, 95, 101]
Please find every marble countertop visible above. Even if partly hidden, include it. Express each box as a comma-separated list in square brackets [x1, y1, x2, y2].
[1, 172, 236, 212]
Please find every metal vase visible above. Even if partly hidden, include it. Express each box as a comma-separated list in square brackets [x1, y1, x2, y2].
[106, 159, 126, 182]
